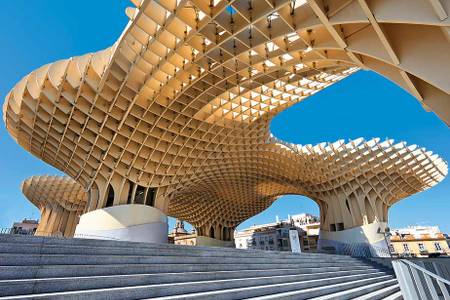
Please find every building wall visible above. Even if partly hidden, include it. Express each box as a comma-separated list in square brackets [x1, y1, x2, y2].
[236, 228, 284, 251]
[302, 235, 319, 252]
[171, 233, 235, 247]
[236, 228, 319, 252]
[11, 219, 39, 235]
[389, 226, 450, 257]
[390, 238, 450, 257]
[235, 214, 321, 252]
[237, 220, 450, 256]
[173, 234, 197, 246]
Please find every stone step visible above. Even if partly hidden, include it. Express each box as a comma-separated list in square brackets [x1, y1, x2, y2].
[308, 280, 399, 300]
[0, 235, 245, 254]
[348, 284, 400, 300]
[239, 278, 399, 300]
[0, 242, 362, 261]
[0, 235, 354, 260]
[381, 291, 403, 300]
[150, 275, 395, 300]
[0, 236, 401, 299]
[0, 235, 297, 254]
[0, 272, 392, 300]
[0, 253, 369, 266]
[0, 269, 382, 297]
[0, 262, 374, 280]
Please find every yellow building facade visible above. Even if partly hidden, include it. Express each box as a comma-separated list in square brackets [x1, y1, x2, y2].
[390, 226, 450, 258]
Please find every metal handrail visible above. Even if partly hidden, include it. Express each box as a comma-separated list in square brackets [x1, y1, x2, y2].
[401, 259, 450, 285]
[393, 258, 450, 300]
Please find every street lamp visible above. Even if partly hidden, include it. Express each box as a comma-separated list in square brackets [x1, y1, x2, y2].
[378, 226, 393, 258]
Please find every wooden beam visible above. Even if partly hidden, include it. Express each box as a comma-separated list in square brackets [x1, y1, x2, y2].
[306, 0, 367, 69]
[306, 0, 347, 48]
[358, 0, 400, 65]
[428, 0, 448, 21]
[400, 70, 429, 111]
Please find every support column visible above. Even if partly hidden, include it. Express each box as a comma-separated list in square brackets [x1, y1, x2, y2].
[36, 206, 51, 236]
[74, 204, 168, 243]
[318, 221, 390, 256]
[194, 224, 236, 247]
[316, 192, 390, 256]
[35, 204, 83, 238]
[64, 211, 79, 237]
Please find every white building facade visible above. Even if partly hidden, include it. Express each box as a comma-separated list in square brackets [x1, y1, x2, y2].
[235, 214, 320, 252]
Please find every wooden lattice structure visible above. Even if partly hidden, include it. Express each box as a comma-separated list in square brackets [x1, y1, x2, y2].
[4, 1, 449, 240]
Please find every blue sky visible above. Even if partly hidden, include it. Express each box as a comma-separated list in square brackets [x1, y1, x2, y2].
[0, 2, 448, 233]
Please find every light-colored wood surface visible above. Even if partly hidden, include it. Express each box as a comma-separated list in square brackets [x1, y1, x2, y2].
[22, 176, 86, 237]
[5, 0, 449, 240]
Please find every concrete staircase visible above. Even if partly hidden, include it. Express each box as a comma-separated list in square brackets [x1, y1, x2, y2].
[0, 235, 403, 299]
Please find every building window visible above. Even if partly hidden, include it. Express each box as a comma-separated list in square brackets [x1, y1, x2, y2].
[403, 243, 410, 252]
[418, 243, 425, 251]
[434, 242, 442, 251]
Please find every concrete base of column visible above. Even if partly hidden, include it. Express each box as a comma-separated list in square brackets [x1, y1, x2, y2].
[196, 236, 235, 248]
[318, 222, 390, 257]
[74, 204, 168, 244]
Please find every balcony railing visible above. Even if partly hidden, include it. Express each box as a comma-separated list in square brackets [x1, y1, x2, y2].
[0, 228, 121, 241]
[0, 227, 35, 235]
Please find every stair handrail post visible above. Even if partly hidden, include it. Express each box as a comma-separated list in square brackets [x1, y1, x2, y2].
[431, 261, 450, 300]
[392, 260, 420, 300]
[393, 259, 450, 300]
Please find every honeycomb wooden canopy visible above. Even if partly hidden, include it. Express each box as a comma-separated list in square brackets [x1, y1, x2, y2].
[21, 176, 87, 236]
[169, 137, 447, 236]
[4, 1, 449, 239]
[22, 176, 87, 213]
